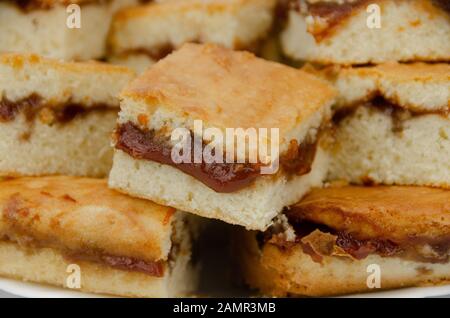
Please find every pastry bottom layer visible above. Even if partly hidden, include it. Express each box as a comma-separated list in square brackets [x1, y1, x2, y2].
[234, 230, 450, 297]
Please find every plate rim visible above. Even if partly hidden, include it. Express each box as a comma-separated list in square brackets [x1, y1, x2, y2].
[1, 277, 450, 298]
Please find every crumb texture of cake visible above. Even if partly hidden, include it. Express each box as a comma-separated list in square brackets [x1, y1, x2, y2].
[234, 186, 450, 296]
[0, 110, 117, 178]
[108, 0, 277, 72]
[328, 106, 450, 188]
[0, 0, 138, 60]
[281, 0, 450, 64]
[110, 145, 329, 231]
[323, 62, 450, 188]
[109, 54, 157, 74]
[0, 176, 197, 297]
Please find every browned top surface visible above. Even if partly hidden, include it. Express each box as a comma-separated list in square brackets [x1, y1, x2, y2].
[288, 185, 450, 241]
[0, 176, 177, 262]
[122, 43, 336, 135]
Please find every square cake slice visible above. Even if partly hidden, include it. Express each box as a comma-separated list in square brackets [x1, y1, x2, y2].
[0, 53, 135, 177]
[235, 185, 450, 296]
[109, 43, 336, 231]
[107, 0, 277, 72]
[280, 0, 450, 64]
[0, 0, 138, 60]
[321, 62, 450, 188]
[0, 176, 197, 297]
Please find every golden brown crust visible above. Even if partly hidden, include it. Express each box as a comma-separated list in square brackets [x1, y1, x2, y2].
[122, 43, 336, 134]
[315, 62, 450, 88]
[114, 0, 275, 21]
[374, 62, 450, 84]
[336, 62, 450, 85]
[0, 176, 177, 262]
[289, 185, 450, 241]
[7, 0, 105, 9]
[309, 62, 450, 110]
[0, 53, 134, 76]
[108, 0, 277, 54]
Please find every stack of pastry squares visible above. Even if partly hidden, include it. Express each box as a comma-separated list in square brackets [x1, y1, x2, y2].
[0, 0, 449, 299]
[0, 52, 198, 297]
[233, 0, 450, 297]
[0, 176, 197, 297]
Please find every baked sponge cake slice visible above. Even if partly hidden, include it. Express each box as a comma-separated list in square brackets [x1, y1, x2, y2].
[235, 185, 450, 296]
[109, 43, 336, 231]
[323, 62, 450, 188]
[0, 176, 197, 297]
[0, 53, 135, 178]
[281, 0, 450, 65]
[0, 0, 138, 60]
[108, 0, 277, 72]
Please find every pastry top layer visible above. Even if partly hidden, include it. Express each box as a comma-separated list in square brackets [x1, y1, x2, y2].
[0, 53, 135, 107]
[0, 53, 133, 77]
[4, 0, 114, 10]
[288, 185, 450, 242]
[108, 0, 277, 54]
[375, 62, 450, 84]
[121, 43, 336, 137]
[6, 0, 123, 8]
[0, 176, 177, 262]
[114, 0, 275, 19]
[313, 62, 450, 111]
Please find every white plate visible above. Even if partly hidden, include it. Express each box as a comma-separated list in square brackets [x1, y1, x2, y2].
[1, 277, 450, 298]
[0, 277, 108, 298]
[343, 285, 450, 298]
